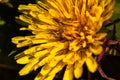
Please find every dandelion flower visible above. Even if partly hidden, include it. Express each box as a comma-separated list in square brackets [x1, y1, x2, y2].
[12, 0, 114, 80]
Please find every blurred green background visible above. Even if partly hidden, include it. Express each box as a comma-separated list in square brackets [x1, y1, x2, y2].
[0, 0, 120, 80]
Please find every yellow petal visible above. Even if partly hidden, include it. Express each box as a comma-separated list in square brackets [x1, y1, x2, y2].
[63, 52, 74, 63]
[32, 39, 48, 44]
[27, 4, 40, 11]
[20, 27, 29, 31]
[103, 10, 114, 21]
[39, 42, 58, 48]
[35, 62, 65, 80]
[35, 33, 56, 41]
[18, 4, 40, 11]
[12, 36, 25, 44]
[34, 75, 45, 80]
[63, 64, 73, 80]
[87, 0, 98, 8]
[73, 52, 80, 61]
[38, 56, 50, 67]
[82, 41, 87, 48]
[93, 40, 103, 46]
[100, 0, 115, 21]
[19, 58, 39, 75]
[37, 1, 48, 10]
[50, 46, 63, 55]
[38, 14, 55, 24]
[50, 42, 67, 55]
[48, 62, 65, 75]
[19, 15, 33, 24]
[91, 6, 103, 21]
[85, 50, 92, 57]
[86, 35, 94, 43]
[34, 73, 45, 80]
[23, 42, 57, 54]
[74, 61, 83, 79]
[34, 49, 50, 57]
[37, 24, 57, 30]
[81, 0, 86, 14]
[47, 0, 59, 10]
[40, 64, 52, 76]
[65, 52, 74, 60]
[94, 33, 107, 40]
[23, 45, 40, 54]
[35, 64, 53, 80]
[85, 56, 98, 73]
[18, 5, 29, 11]
[38, 53, 57, 67]
[75, 0, 82, 19]
[69, 39, 81, 51]
[89, 45, 103, 55]
[48, 54, 65, 67]
[17, 40, 32, 47]
[28, 25, 41, 31]
[16, 56, 30, 64]
[49, 9, 60, 18]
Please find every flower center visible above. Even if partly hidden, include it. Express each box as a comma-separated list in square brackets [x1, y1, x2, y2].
[60, 23, 90, 51]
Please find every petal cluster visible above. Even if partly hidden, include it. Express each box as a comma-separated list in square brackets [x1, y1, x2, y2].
[12, 0, 114, 80]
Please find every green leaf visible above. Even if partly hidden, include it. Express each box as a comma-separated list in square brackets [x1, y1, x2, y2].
[111, 0, 120, 40]
[8, 49, 18, 57]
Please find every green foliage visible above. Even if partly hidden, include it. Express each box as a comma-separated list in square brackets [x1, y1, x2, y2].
[0, 19, 6, 25]
[112, 0, 120, 40]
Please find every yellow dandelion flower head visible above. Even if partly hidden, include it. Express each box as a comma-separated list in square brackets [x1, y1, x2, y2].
[12, 0, 114, 80]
